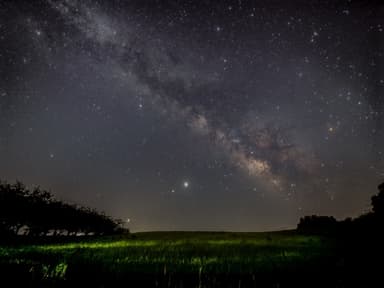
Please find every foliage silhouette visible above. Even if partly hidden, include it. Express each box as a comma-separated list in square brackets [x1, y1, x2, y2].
[297, 182, 384, 236]
[371, 182, 384, 215]
[297, 215, 338, 235]
[0, 180, 126, 238]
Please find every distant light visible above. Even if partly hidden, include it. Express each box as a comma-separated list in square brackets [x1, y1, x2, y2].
[183, 181, 189, 188]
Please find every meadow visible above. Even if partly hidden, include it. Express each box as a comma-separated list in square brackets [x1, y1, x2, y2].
[0, 231, 344, 287]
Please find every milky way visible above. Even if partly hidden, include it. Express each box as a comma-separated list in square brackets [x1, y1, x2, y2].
[0, 0, 383, 231]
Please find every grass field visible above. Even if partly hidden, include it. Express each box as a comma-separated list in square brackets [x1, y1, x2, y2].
[0, 231, 344, 287]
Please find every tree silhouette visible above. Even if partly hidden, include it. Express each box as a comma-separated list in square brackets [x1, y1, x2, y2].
[297, 182, 384, 236]
[371, 182, 384, 216]
[0, 180, 126, 238]
[297, 215, 338, 235]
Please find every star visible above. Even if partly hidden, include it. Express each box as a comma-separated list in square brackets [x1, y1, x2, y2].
[1, 0, 382, 232]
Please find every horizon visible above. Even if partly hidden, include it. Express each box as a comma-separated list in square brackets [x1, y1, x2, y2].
[1, 0, 383, 232]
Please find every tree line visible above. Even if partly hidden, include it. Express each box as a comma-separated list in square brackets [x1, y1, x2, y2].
[297, 182, 384, 235]
[0, 180, 126, 238]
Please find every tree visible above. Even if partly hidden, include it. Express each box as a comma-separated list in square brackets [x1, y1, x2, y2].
[371, 182, 384, 216]
[297, 215, 338, 235]
[0, 179, 127, 238]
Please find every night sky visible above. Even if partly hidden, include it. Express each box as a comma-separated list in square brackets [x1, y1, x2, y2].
[1, 0, 383, 231]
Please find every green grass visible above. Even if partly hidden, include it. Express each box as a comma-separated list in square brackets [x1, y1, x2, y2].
[0, 231, 338, 286]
